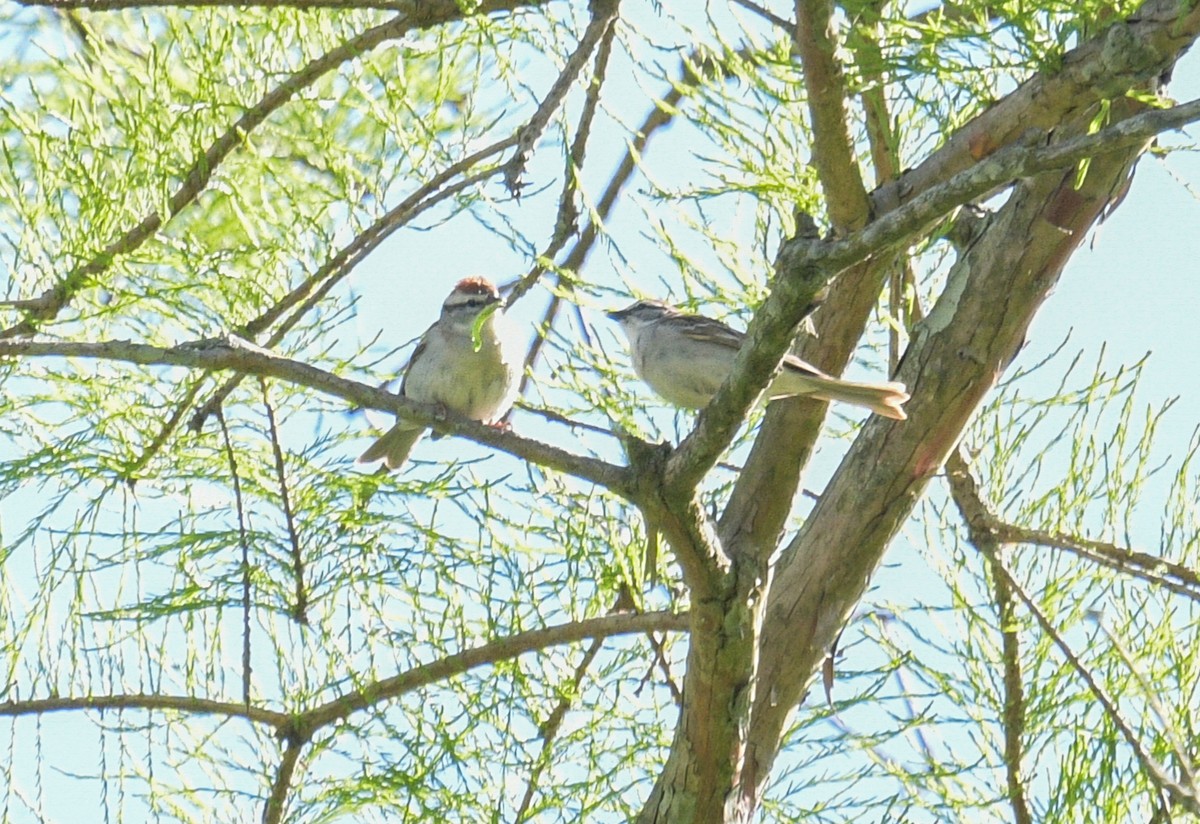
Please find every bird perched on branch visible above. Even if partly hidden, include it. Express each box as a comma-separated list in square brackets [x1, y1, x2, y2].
[607, 299, 909, 420]
[359, 277, 521, 470]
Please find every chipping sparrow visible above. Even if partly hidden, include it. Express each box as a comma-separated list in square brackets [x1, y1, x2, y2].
[358, 277, 521, 469]
[608, 300, 909, 420]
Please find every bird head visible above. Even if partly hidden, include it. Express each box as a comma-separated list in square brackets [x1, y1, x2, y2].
[606, 299, 676, 333]
[441, 277, 502, 330]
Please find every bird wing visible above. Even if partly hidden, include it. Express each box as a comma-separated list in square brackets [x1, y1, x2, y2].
[675, 312, 834, 381]
[674, 315, 746, 350]
[398, 338, 428, 397]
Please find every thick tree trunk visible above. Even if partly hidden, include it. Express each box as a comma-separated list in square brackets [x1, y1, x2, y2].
[633, 8, 1198, 809]
[747, 131, 1148, 791]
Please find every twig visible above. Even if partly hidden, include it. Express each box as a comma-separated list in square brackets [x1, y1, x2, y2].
[514, 401, 620, 438]
[1092, 619, 1198, 795]
[216, 409, 254, 707]
[945, 451, 1032, 824]
[0, 693, 289, 727]
[0, 336, 635, 494]
[259, 379, 307, 626]
[640, 631, 682, 706]
[516, 402, 752, 477]
[512, 589, 643, 821]
[991, 549, 1033, 824]
[517, 54, 697, 387]
[507, 6, 618, 306]
[289, 610, 688, 734]
[1, 2, 536, 338]
[261, 734, 305, 824]
[730, 0, 793, 31]
[947, 452, 1200, 601]
[124, 376, 207, 480]
[245, 149, 515, 342]
[503, 0, 622, 194]
[994, 554, 1200, 816]
[992, 523, 1200, 603]
[514, 636, 605, 822]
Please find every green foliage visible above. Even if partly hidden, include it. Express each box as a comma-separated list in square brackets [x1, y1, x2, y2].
[1, 0, 1196, 822]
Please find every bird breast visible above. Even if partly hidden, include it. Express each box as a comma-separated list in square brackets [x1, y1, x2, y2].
[631, 323, 730, 409]
[405, 321, 518, 422]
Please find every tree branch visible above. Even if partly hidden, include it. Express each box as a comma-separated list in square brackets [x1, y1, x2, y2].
[949, 449, 1200, 601]
[745, 92, 1154, 798]
[503, 0, 622, 194]
[124, 375, 207, 478]
[188, 139, 516, 432]
[731, 0, 792, 32]
[215, 408, 257, 706]
[788, 97, 1200, 279]
[519, 51, 701, 387]
[719, 0, 1200, 565]
[1, 612, 688, 823]
[290, 610, 688, 735]
[262, 734, 305, 824]
[1, 612, 688, 824]
[0, 693, 289, 727]
[948, 445, 1200, 809]
[793, 0, 870, 230]
[651, 101, 1200, 816]
[513, 590, 642, 821]
[946, 451, 1033, 824]
[852, 7, 915, 372]
[260, 379, 308, 625]
[875, 0, 1200, 211]
[715, 0, 881, 568]
[507, 2, 619, 305]
[1, 0, 544, 338]
[953, 443, 1200, 815]
[514, 636, 605, 822]
[0, 336, 633, 494]
[641, 16, 886, 807]
[1093, 620, 1199, 794]
[992, 552, 1200, 816]
[990, 521, 1200, 603]
[240, 140, 516, 343]
[667, 95, 1200, 492]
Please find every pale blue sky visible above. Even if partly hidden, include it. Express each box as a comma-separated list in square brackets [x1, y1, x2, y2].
[3, 3, 1199, 821]
[343, 18, 1200, 817]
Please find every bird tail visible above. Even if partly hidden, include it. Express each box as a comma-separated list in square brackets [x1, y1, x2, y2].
[357, 424, 423, 470]
[804, 377, 910, 420]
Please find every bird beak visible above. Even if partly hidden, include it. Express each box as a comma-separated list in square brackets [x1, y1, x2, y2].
[606, 306, 628, 321]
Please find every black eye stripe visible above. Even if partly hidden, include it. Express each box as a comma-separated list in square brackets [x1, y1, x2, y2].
[448, 296, 496, 310]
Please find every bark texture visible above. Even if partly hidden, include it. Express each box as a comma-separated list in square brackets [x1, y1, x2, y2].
[634, 1, 1200, 818]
